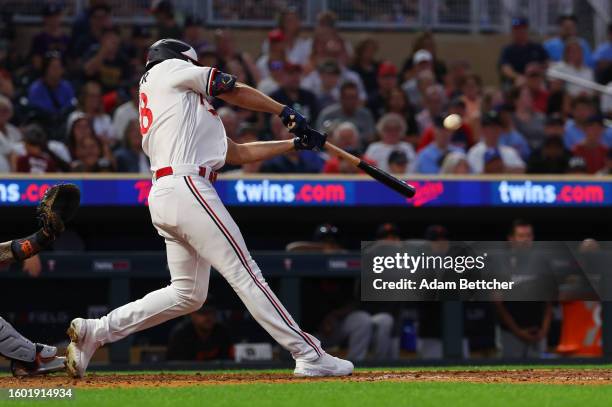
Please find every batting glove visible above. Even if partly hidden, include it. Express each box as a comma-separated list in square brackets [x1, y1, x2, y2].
[279, 106, 307, 134]
[294, 126, 327, 151]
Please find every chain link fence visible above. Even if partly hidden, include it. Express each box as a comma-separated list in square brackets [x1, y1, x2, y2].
[2, 0, 607, 35]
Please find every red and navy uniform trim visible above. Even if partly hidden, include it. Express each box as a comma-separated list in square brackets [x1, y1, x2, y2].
[206, 68, 217, 97]
[184, 176, 322, 357]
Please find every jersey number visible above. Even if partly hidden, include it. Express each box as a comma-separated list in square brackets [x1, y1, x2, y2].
[139, 93, 153, 135]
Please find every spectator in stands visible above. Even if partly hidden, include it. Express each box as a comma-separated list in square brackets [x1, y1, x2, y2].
[593, 23, 612, 84]
[257, 29, 287, 80]
[527, 114, 570, 174]
[70, 81, 117, 144]
[416, 84, 447, 133]
[523, 63, 549, 114]
[365, 113, 415, 172]
[467, 111, 525, 174]
[401, 32, 447, 84]
[460, 73, 483, 130]
[564, 96, 612, 149]
[444, 59, 470, 99]
[323, 122, 363, 174]
[401, 49, 435, 112]
[271, 63, 319, 122]
[572, 114, 609, 174]
[0, 96, 21, 172]
[406, 70, 435, 113]
[215, 29, 259, 87]
[125, 26, 152, 75]
[544, 14, 593, 67]
[70, 132, 114, 172]
[510, 85, 545, 150]
[257, 59, 284, 96]
[418, 98, 474, 151]
[499, 17, 548, 88]
[367, 61, 399, 120]
[15, 125, 56, 174]
[112, 81, 138, 142]
[314, 60, 343, 110]
[413, 116, 463, 174]
[114, 119, 150, 174]
[350, 36, 380, 97]
[262, 8, 311, 67]
[494, 220, 552, 359]
[30, 3, 70, 60]
[387, 150, 410, 175]
[69, 3, 111, 63]
[182, 16, 207, 50]
[229, 124, 264, 174]
[549, 38, 595, 97]
[167, 306, 232, 361]
[311, 11, 353, 69]
[498, 104, 530, 160]
[439, 151, 471, 174]
[316, 81, 374, 142]
[375, 222, 401, 241]
[260, 116, 323, 173]
[151, 0, 182, 39]
[27, 52, 75, 118]
[84, 28, 130, 93]
[383, 87, 419, 144]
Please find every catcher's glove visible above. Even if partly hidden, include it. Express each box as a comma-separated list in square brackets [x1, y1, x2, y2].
[37, 184, 81, 238]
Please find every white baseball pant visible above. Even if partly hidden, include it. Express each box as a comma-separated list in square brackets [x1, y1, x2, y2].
[88, 169, 323, 361]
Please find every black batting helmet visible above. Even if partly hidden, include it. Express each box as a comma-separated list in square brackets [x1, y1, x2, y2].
[145, 38, 201, 70]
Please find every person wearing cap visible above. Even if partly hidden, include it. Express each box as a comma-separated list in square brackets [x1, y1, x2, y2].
[400, 32, 447, 84]
[15, 125, 57, 174]
[499, 17, 548, 87]
[413, 116, 464, 174]
[544, 14, 593, 68]
[571, 114, 609, 173]
[30, 3, 70, 59]
[301, 55, 368, 103]
[387, 150, 410, 175]
[564, 96, 612, 149]
[270, 62, 319, 122]
[365, 113, 415, 172]
[548, 37, 595, 97]
[367, 61, 399, 120]
[497, 104, 530, 160]
[401, 49, 435, 110]
[256, 29, 287, 80]
[467, 111, 525, 174]
[316, 82, 375, 142]
[508, 85, 545, 150]
[167, 306, 231, 361]
[527, 115, 571, 173]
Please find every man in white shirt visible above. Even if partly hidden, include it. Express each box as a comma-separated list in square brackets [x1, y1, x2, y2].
[468, 111, 525, 174]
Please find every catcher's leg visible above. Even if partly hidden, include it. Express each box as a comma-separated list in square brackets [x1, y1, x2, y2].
[0, 317, 65, 377]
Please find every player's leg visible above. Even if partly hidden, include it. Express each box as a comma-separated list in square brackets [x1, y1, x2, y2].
[181, 176, 353, 376]
[371, 312, 394, 360]
[340, 310, 373, 361]
[0, 317, 65, 377]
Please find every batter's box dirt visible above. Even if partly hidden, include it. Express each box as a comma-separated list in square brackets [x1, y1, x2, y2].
[1, 369, 612, 388]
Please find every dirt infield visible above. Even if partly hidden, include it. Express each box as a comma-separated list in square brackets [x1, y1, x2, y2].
[1, 369, 611, 388]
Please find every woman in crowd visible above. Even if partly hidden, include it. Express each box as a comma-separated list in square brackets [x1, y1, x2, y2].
[549, 37, 595, 97]
[365, 113, 416, 172]
[70, 132, 114, 172]
[383, 87, 419, 145]
[510, 85, 546, 150]
[114, 119, 150, 173]
[0, 96, 21, 172]
[69, 81, 117, 145]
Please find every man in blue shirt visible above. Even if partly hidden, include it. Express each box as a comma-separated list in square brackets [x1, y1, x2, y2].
[544, 14, 593, 67]
[413, 117, 464, 174]
[564, 96, 612, 148]
[28, 53, 75, 115]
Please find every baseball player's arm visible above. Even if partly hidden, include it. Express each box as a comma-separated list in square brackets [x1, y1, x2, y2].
[216, 82, 284, 115]
[225, 136, 294, 165]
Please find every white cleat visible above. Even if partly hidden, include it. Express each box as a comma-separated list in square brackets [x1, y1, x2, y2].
[65, 318, 100, 378]
[294, 353, 354, 377]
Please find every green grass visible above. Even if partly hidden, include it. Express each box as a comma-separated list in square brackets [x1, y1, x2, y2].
[2, 367, 611, 407]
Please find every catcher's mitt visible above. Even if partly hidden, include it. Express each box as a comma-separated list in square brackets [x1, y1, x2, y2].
[37, 184, 81, 238]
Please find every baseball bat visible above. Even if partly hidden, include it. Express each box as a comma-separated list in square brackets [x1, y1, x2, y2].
[323, 140, 417, 198]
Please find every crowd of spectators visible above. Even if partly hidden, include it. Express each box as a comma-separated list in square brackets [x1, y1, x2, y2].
[2, 3, 612, 176]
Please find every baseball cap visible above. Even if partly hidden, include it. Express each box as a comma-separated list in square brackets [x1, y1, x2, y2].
[425, 225, 448, 241]
[413, 49, 433, 65]
[318, 59, 340, 74]
[511, 16, 529, 27]
[378, 61, 398, 77]
[268, 29, 285, 43]
[376, 223, 400, 239]
[481, 110, 502, 126]
[388, 150, 409, 166]
[23, 125, 47, 147]
[484, 148, 502, 164]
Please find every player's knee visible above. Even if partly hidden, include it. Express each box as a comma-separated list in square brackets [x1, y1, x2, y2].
[373, 313, 394, 333]
[171, 284, 207, 314]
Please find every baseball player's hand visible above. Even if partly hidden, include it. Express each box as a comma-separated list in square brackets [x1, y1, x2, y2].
[279, 106, 307, 134]
[294, 126, 327, 151]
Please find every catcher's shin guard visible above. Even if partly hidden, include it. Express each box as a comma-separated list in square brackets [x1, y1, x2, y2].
[0, 317, 37, 362]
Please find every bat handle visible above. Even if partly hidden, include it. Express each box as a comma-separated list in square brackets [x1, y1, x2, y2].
[324, 142, 361, 166]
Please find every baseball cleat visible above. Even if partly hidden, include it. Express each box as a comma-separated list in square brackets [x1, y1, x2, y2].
[294, 353, 354, 377]
[65, 318, 100, 378]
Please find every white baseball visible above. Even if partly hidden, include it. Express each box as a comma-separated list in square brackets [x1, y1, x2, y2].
[443, 114, 462, 131]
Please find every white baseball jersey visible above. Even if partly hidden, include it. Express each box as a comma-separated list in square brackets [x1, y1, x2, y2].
[139, 59, 228, 171]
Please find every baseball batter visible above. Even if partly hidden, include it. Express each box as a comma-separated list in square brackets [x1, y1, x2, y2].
[66, 39, 353, 377]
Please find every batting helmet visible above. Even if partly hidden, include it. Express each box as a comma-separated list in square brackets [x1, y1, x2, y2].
[145, 38, 201, 70]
